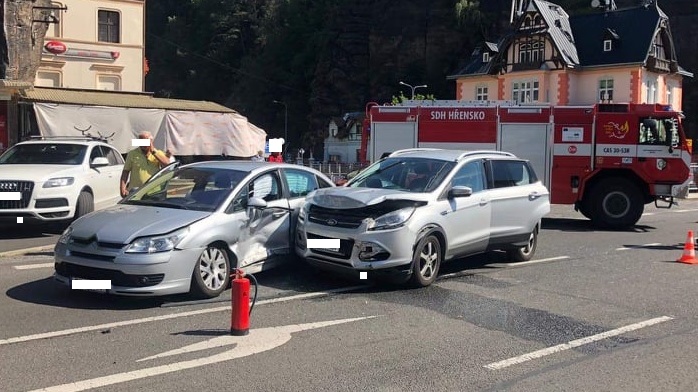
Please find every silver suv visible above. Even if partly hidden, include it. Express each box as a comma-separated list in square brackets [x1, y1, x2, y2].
[0, 137, 124, 223]
[295, 149, 551, 287]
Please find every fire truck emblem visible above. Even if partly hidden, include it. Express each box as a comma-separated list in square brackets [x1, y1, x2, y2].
[603, 121, 629, 139]
[568, 145, 577, 154]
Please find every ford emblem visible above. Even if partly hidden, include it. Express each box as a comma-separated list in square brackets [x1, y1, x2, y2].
[326, 219, 337, 226]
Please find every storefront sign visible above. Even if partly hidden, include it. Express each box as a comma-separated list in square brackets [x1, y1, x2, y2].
[44, 41, 67, 54]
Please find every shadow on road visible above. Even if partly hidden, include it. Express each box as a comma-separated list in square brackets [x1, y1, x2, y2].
[542, 217, 656, 233]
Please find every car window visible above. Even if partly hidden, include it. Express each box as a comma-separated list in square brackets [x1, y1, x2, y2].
[452, 160, 485, 192]
[317, 175, 333, 188]
[124, 167, 246, 212]
[284, 169, 319, 198]
[490, 160, 534, 188]
[106, 147, 124, 165]
[89, 145, 106, 162]
[228, 172, 282, 213]
[0, 143, 87, 165]
[348, 157, 454, 192]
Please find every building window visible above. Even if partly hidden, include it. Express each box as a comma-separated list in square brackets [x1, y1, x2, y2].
[646, 80, 657, 104]
[518, 39, 544, 64]
[483, 52, 490, 63]
[599, 78, 614, 102]
[98, 10, 120, 43]
[476, 86, 488, 101]
[512, 80, 539, 103]
[36, 71, 61, 87]
[97, 75, 121, 91]
[603, 40, 612, 52]
[47, 2, 63, 38]
[666, 85, 673, 107]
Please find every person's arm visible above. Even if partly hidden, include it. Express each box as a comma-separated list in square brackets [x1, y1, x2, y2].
[120, 170, 130, 198]
[151, 149, 171, 167]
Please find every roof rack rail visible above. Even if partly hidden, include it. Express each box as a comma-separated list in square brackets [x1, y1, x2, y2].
[22, 135, 112, 143]
[388, 148, 442, 157]
[456, 150, 516, 161]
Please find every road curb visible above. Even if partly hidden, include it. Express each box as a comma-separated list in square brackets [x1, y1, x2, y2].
[0, 244, 55, 259]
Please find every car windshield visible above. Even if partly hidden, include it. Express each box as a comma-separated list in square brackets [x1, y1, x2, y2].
[0, 143, 87, 165]
[348, 157, 455, 192]
[123, 167, 248, 212]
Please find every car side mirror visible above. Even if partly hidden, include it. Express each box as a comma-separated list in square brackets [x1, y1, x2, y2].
[90, 157, 109, 167]
[448, 186, 473, 198]
[247, 197, 267, 209]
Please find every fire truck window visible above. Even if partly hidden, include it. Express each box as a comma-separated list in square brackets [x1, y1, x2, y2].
[639, 118, 666, 145]
[452, 161, 485, 193]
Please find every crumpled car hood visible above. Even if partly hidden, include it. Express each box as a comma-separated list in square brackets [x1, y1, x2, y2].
[308, 187, 430, 209]
[69, 204, 210, 244]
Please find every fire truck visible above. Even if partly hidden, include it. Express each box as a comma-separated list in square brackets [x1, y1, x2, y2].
[359, 100, 691, 229]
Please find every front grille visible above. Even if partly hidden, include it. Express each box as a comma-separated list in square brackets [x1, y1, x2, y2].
[55, 262, 165, 287]
[70, 251, 116, 262]
[70, 237, 124, 250]
[307, 232, 354, 259]
[308, 205, 369, 229]
[0, 181, 33, 209]
[35, 198, 69, 208]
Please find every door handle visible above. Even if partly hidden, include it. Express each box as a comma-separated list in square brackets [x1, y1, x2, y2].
[272, 211, 287, 219]
[528, 192, 542, 200]
[479, 198, 489, 206]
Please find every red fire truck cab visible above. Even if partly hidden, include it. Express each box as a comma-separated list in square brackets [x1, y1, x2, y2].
[360, 100, 691, 229]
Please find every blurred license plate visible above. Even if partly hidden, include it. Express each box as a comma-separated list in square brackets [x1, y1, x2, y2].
[70, 278, 109, 293]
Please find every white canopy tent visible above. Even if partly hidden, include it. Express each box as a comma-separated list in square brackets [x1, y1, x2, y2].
[33, 103, 267, 157]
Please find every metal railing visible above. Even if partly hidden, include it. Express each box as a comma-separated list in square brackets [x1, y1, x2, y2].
[295, 161, 371, 183]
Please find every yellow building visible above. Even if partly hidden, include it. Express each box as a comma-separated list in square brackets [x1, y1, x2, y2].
[448, 0, 692, 111]
[36, 0, 145, 92]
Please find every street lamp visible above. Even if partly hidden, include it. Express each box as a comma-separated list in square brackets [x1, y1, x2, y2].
[272, 100, 288, 149]
[399, 81, 428, 100]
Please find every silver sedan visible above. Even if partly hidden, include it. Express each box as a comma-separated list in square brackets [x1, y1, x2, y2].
[54, 161, 335, 298]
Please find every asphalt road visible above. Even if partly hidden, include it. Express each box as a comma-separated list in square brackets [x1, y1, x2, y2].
[2, 202, 698, 391]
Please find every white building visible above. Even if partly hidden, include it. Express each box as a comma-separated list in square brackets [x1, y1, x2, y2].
[35, 0, 145, 92]
[324, 112, 364, 163]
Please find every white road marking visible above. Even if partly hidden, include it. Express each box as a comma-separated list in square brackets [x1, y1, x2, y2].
[499, 256, 570, 267]
[0, 285, 367, 346]
[673, 209, 698, 213]
[615, 243, 662, 251]
[642, 212, 656, 216]
[13, 263, 54, 270]
[31, 317, 376, 392]
[484, 316, 673, 370]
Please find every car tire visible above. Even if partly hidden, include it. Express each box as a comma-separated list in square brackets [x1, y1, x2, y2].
[407, 234, 441, 288]
[74, 191, 94, 220]
[506, 227, 538, 262]
[190, 246, 231, 299]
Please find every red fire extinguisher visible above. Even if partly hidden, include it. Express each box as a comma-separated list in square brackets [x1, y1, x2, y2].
[230, 269, 250, 336]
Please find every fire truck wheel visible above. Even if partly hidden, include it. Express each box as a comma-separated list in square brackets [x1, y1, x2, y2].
[590, 178, 643, 229]
[408, 234, 441, 288]
[578, 199, 593, 220]
[191, 246, 231, 299]
[507, 227, 538, 262]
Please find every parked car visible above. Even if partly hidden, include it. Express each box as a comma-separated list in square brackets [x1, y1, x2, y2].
[54, 161, 335, 298]
[0, 137, 124, 223]
[295, 149, 551, 287]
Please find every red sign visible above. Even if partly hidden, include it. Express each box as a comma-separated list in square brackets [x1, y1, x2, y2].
[568, 145, 578, 154]
[45, 41, 67, 54]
